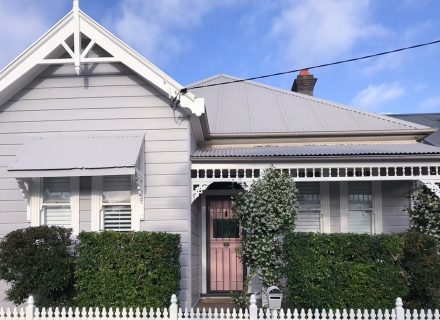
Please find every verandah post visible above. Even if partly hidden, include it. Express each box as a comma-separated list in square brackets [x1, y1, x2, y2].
[26, 296, 34, 320]
[395, 297, 404, 320]
[249, 294, 258, 320]
[170, 294, 178, 320]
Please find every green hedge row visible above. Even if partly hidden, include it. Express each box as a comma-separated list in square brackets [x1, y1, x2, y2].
[74, 231, 181, 308]
[0, 226, 75, 306]
[0, 227, 181, 308]
[284, 232, 440, 309]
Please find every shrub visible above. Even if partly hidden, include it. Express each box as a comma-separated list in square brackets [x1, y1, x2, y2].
[401, 232, 440, 309]
[74, 231, 181, 308]
[407, 186, 440, 244]
[233, 167, 298, 287]
[284, 232, 409, 309]
[0, 226, 75, 306]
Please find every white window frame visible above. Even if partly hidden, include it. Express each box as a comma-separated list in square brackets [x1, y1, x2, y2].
[340, 181, 382, 234]
[296, 182, 331, 233]
[91, 175, 142, 231]
[29, 177, 80, 234]
[320, 182, 331, 233]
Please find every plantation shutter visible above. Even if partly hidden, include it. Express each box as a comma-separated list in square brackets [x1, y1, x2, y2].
[102, 175, 132, 231]
[348, 182, 373, 233]
[42, 177, 71, 228]
[296, 182, 321, 232]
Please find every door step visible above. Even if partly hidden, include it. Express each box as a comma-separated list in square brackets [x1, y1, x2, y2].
[196, 296, 236, 309]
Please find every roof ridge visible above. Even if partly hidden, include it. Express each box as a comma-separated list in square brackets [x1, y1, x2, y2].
[393, 113, 440, 117]
[186, 74, 241, 88]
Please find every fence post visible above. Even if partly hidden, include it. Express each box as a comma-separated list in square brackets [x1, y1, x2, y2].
[395, 298, 404, 320]
[249, 294, 257, 320]
[26, 296, 34, 320]
[170, 294, 178, 320]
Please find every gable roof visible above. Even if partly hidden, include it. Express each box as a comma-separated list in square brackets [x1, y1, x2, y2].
[391, 113, 440, 146]
[0, 7, 204, 116]
[189, 75, 435, 139]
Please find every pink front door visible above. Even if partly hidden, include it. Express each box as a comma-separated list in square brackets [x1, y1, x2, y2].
[208, 200, 244, 292]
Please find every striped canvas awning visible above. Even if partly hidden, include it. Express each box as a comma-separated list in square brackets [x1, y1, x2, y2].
[8, 134, 144, 178]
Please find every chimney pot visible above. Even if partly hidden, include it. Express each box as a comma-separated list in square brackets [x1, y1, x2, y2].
[292, 69, 317, 96]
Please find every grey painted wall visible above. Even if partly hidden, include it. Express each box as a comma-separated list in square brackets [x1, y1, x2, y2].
[330, 182, 341, 233]
[382, 181, 411, 233]
[79, 177, 92, 232]
[0, 62, 193, 307]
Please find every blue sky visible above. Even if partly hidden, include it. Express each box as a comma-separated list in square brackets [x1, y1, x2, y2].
[1, 0, 439, 114]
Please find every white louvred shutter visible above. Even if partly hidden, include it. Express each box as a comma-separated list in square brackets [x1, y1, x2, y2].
[103, 205, 132, 231]
[296, 182, 321, 232]
[348, 182, 373, 234]
[102, 175, 132, 231]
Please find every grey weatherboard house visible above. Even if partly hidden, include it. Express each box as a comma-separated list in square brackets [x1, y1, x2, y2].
[1, 2, 440, 308]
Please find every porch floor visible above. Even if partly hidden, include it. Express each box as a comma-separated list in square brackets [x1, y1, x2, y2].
[195, 297, 237, 310]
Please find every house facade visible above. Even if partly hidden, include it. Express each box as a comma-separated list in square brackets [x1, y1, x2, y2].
[1, 2, 440, 308]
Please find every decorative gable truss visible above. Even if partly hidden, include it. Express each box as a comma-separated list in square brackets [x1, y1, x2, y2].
[0, 0, 205, 116]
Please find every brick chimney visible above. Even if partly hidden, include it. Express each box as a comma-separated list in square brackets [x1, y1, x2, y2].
[291, 69, 317, 96]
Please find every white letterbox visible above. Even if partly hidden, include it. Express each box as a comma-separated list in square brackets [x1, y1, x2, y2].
[267, 286, 283, 309]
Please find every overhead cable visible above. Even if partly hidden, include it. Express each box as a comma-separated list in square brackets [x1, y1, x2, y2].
[182, 39, 440, 92]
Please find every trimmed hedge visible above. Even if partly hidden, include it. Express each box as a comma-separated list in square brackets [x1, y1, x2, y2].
[0, 226, 75, 306]
[74, 231, 181, 308]
[284, 233, 405, 309]
[284, 232, 440, 309]
[401, 232, 440, 309]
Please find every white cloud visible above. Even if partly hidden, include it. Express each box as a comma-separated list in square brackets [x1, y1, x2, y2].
[270, 0, 388, 66]
[105, 0, 237, 65]
[0, 0, 64, 70]
[352, 82, 404, 111]
[417, 96, 440, 112]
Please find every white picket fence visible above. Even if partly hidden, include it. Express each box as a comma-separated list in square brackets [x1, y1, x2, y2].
[0, 295, 439, 320]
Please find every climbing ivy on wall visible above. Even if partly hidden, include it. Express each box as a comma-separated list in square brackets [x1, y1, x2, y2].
[407, 186, 440, 244]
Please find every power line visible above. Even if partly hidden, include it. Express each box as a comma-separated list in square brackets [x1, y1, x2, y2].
[182, 39, 440, 92]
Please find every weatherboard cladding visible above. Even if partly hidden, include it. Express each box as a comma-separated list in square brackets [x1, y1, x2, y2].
[192, 143, 440, 158]
[0, 62, 192, 305]
[189, 75, 430, 135]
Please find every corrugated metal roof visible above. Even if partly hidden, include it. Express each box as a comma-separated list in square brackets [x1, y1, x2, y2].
[192, 143, 440, 158]
[8, 134, 144, 177]
[189, 75, 432, 136]
[391, 113, 440, 146]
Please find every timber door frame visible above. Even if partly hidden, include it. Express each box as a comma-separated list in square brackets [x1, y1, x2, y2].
[206, 196, 244, 293]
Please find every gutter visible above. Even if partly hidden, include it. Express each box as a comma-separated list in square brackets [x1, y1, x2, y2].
[190, 154, 440, 163]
